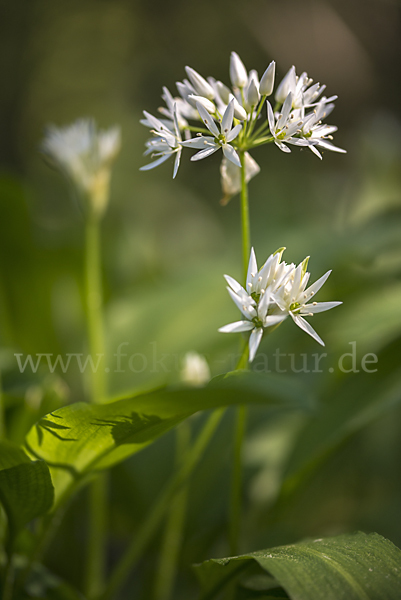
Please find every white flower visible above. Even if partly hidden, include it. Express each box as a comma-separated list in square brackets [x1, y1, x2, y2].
[140, 107, 182, 178]
[159, 86, 198, 130]
[301, 101, 346, 159]
[220, 152, 260, 205]
[219, 248, 290, 361]
[41, 118, 120, 217]
[267, 93, 311, 153]
[181, 352, 211, 386]
[219, 248, 342, 360]
[271, 259, 342, 346]
[230, 51, 248, 88]
[181, 100, 242, 167]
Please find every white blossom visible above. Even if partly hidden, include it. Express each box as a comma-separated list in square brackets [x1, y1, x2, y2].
[140, 107, 182, 178]
[181, 100, 242, 167]
[181, 352, 211, 386]
[41, 118, 120, 217]
[219, 248, 342, 360]
[267, 93, 311, 153]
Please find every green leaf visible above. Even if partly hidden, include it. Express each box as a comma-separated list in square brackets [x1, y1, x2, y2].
[0, 440, 54, 540]
[194, 532, 401, 600]
[24, 371, 313, 507]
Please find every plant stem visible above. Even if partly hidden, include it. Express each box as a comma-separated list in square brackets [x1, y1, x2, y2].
[239, 151, 250, 282]
[100, 409, 225, 600]
[84, 215, 106, 404]
[85, 474, 108, 599]
[2, 553, 14, 600]
[153, 420, 191, 600]
[0, 368, 5, 439]
[228, 155, 251, 556]
[84, 214, 108, 598]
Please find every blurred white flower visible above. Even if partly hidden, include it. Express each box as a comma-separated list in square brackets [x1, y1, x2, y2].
[219, 248, 342, 360]
[41, 119, 120, 217]
[185, 66, 215, 100]
[301, 101, 346, 159]
[140, 106, 182, 178]
[220, 152, 260, 205]
[181, 100, 242, 166]
[181, 352, 211, 386]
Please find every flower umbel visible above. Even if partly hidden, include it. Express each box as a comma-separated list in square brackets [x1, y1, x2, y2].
[219, 248, 342, 361]
[41, 118, 121, 217]
[140, 52, 346, 197]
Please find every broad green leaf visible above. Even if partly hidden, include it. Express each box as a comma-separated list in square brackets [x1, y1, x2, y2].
[194, 532, 401, 600]
[0, 440, 54, 539]
[24, 371, 313, 507]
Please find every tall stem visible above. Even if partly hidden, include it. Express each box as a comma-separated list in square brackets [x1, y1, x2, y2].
[84, 214, 107, 599]
[0, 368, 5, 439]
[239, 152, 250, 282]
[229, 153, 250, 556]
[100, 409, 225, 600]
[153, 421, 191, 600]
[84, 215, 106, 404]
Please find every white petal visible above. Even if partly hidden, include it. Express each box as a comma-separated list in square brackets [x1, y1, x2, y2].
[224, 274, 244, 295]
[316, 140, 347, 153]
[180, 137, 215, 149]
[218, 320, 254, 333]
[226, 123, 242, 143]
[221, 99, 235, 133]
[249, 328, 263, 362]
[275, 141, 291, 153]
[266, 101, 275, 133]
[191, 146, 219, 161]
[246, 247, 258, 292]
[309, 144, 323, 159]
[263, 314, 288, 327]
[292, 314, 324, 346]
[222, 144, 241, 167]
[139, 154, 171, 170]
[173, 149, 181, 178]
[196, 103, 220, 137]
[300, 301, 342, 314]
[303, 271, 331, 302]
[227, 287, 257, 320]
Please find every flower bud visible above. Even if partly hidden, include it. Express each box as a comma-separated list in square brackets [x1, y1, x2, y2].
[259, 60, 275, 96]
[216, 80, 231, 105]
[246, 78, 260, 107]
[185, 66, 215, 100]
[230, 51, 248, 88]
[229, 94, 247, 121]
[187, 94, 215, 113]
[275, 65, 296, 104]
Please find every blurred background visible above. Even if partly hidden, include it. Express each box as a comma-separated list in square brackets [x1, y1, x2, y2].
[1, 0, 401, 597]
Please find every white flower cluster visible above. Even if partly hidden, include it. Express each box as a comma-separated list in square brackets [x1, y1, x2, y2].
[219, 248, 342, 361]
[140, 52, 346, 197]
[41, 119, 121, 217]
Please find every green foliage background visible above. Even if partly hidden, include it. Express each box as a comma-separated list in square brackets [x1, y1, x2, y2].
[1, 0, 401, 597]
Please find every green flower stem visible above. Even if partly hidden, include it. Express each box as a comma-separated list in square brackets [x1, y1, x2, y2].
[247, 96, 267, 138]
[0, 368, 5, 439]
[228, 156, 251, 556]
[84, 213, 108, 599]
[250, 136, 274, 149]
[85, 474, 108, 599]
[239, 151, 250, 282]
[153, 420, 191, 600]
[100, 409, 225, 600]
[84, 215, 106, 404]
